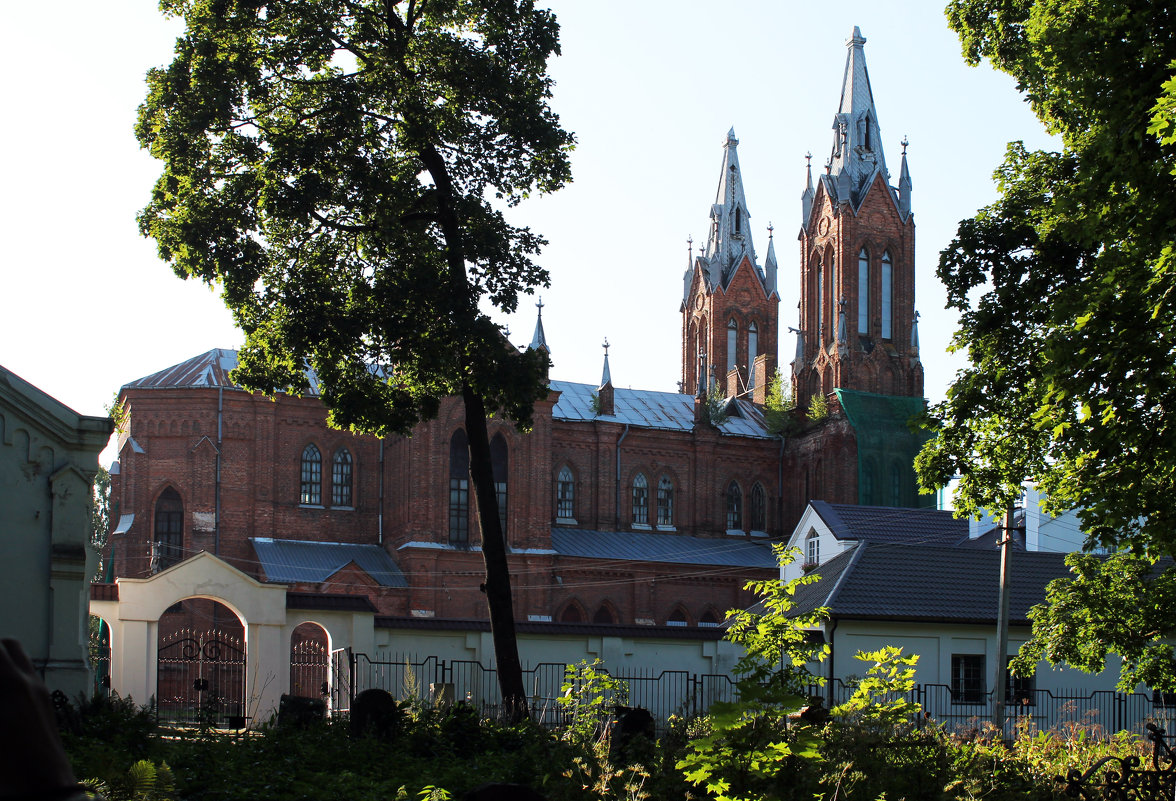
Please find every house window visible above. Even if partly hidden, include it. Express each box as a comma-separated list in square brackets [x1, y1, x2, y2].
[632, 473, 649, 526]
[656, 475, 674, 527]
[556, 467, 575, 521]
[331, 449, 352, 507]
[668, 607, 689, 627]
[491, 434, 508, 537]
[725, 481, 742, 530]
[449, 429, 469, 546]
[881, 251, 893, 339]
[804, 530, 820, 566]
[560, 604, 583, 623]
[727, 319, 737, 376]
[699, 609, 720, 628]
[747, 322, 758, 387]
[1005, 656, 1036, 707]
[951, 654, 986, 704]
[593, 605, 616, 625]
[153, 487, 184, 571]
[750, 483, 766, 531]
[858, 248, 870, 334]
[300, 444, 322, 505]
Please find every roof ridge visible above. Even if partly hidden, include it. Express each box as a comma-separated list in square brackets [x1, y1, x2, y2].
[821, 541, 866, 610]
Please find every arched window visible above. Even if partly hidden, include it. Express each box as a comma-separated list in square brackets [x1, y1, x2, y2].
[491, 434, 508, 537]
[632, 472, 649, 526]
[805, 529, 820, 566]
[747, 321, 758, 387]
[817, 263, 824, 342]
[858, 248, 870, 334]
[891, 461, 903, 506]
[726, 319, 737, 376]
[882, 250, 893, 339]
[300, 444, 322, 505]
[154, 487, 184, 571]
[593, 605, 616, 625]
[725, 481, 743, 531]
[449, 430, 469, 546]
[668, 606, 689, 627]
[656, 475, 674, 527]
[331, 449, 352, 507]
[699, 609, 721, 628]
[556, 467, 575, 522]
[750, 482, 766, 532]
[560, 603, 584, 623]
[734, 207, 742, 235]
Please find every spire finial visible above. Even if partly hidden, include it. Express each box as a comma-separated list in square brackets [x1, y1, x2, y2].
[600, 338, 612, 387]
[767, 222, 774, 240]
[805, 151, 812, 167]
[536, 296, 544, 315]
[901, 135, 909, 156]
[603, 337, 609, 355]
[528, 295, 549, 352]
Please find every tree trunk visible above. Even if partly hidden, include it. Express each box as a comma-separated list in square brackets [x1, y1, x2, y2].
[462, 382, 529, 722]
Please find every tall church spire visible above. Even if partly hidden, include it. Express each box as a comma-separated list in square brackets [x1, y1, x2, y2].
[801, 152, 815, 226]
[897, 136, 912, 220]
[528, 297, 549, 352]
[704, 128, 755, 286]
[828, 26, 887, 209]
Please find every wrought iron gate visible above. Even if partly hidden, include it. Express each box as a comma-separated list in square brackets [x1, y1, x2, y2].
[156, 629, 246, 727]
[290, 637, 330, 699]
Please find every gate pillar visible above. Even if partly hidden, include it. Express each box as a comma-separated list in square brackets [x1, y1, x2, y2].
[246, 622, 287, 722]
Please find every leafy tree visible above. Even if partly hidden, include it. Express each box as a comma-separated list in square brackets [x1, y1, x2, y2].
[762, 368, 796, 437]
[677, 545, 827, 801]
[136, 0, 573, 719]
[1011, 552, 1176, 692]
[805, 391, 828, 422]
[916, 0, 1176, 557]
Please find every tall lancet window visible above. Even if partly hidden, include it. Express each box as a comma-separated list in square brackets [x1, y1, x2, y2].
[734, 207, 742, 235]
[882, 251, 894, 339]
[858, 248, 870, 334]
[490, 433, 508, 537]
[816, 264, 824, 343]
[747, 322, 758, 387]
[727, 319, 737, 377]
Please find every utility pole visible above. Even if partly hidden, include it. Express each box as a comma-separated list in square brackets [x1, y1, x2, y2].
[993, 501, 1015, 739]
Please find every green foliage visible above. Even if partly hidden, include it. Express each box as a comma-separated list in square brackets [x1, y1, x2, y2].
[918, 0, 1176, 557]
[1012, 551, 1176, 692]
[763, 369, 797, 437]
[86, 759, 176, 801]
[700, 385, 731, 428]
[677, 544, 828, 801]
[557, 659, 628, 747]
[830, 647, 921, 732]
[136, 0, 573, 437]
[89, 464, 113, 552]
[806, 392, 828, 422]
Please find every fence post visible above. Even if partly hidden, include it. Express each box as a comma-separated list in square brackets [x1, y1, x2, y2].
[347, 648, 356, 709]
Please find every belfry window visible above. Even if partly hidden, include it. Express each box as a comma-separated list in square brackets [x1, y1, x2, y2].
[331, 449, 352, 507]
[747, 322, 758, 387]
[817, 265, 824, 342]
[449, 429, 469, 546]
[734, 207, 742, 235]
[300, 444, 322, 505]
[882, 251, 893, 339]
[727, 319, 737, 376]
[725, 481, 742, 531]
[858, 248, 870, 334]
[632, 473, 649, 526]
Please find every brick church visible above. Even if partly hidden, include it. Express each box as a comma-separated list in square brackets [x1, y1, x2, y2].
[105, 28, 928, 629]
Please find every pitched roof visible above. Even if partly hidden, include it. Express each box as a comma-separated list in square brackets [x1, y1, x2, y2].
[251, 538, 408, 587]
[550, 380, 771, 438]
[809, 501, 972, 544]
[551, 527, 777, 569]
[123, 348, 322, 395]
[791, 542, 1072, 625]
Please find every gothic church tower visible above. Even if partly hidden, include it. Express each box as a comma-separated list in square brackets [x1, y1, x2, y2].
[681, 129, 779, 400]
[793, 27, 923, 407]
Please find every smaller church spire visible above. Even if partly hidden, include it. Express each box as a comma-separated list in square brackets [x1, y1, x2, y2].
[599, 338, 612, 388]
[897, 136, 912, 219]
[828, 26, 888, 209]
[764, 224, 778, 296]
[528, 296, 549, 352]
[705, 127, 755, 286]
[801, 152, 815, 225]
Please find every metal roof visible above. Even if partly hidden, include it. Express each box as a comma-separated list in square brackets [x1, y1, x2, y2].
[124, 349, 321, 395]
[791, 543, 1073, 624]
[250, 538, 407, 587]
[551, 527, 777, 569]
[550, 380, 771, 438]
[810, 501, 973, 545]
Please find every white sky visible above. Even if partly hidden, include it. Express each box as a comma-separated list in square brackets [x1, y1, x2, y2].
[1, 1, 1053, 434]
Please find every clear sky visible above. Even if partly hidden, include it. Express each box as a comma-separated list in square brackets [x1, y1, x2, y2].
[1, 1, 1054, 439]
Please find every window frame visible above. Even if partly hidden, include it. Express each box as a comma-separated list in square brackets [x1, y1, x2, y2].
[750, 482, 767, 532]
[951, 654, 987, 705]
[804, 529, 820, 567]
[556, 466, 575, 523]
[725, 481, 743, 532]
[331, 448, 353, 508]
[153, 487, 184, 571]
[632, 472, 650, 527]
[656, 475, 674, 528]
[300, 444, 322, 506]
[449, 430, 470, 547]
[881, 250, 893, 340]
